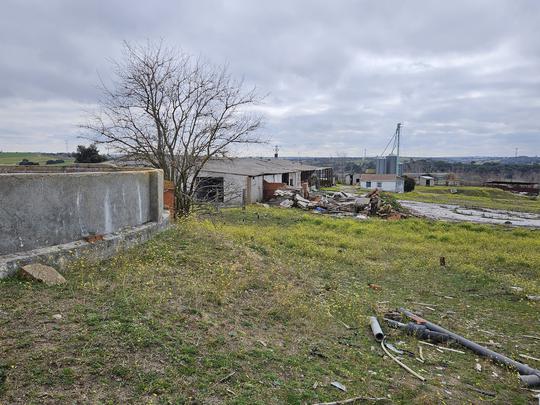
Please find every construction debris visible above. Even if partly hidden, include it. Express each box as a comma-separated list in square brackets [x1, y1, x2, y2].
[380, 338, 426, 382]
[466, 385, 496, 397]
[367, 307, 540, 394]
[279, 199, 294, 208]
[312, 395, 388, 405]
[369, 316, 385, 342]
[385, 318, 451, 343]
[368, 315, 426, 382]
[520, 354, 540, 362]
[330, 381, 347, 392]
[269, 186, 407, 219]
[418, 341, 465, 354]
[398, 308, 540, 387]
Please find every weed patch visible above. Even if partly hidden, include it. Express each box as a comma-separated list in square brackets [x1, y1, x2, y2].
[0, 208, 538, 403]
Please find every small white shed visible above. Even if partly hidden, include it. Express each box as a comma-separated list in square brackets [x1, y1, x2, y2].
[359, 174, 404, 193]
[419, 175, 435, 186]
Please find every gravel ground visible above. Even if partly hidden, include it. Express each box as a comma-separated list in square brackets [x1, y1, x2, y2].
[400, 200, 540, 228]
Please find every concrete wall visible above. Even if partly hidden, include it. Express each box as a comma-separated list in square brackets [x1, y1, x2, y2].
[0, 168, 164, 255]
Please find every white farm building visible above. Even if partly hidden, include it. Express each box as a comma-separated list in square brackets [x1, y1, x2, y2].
[359, 174, 404, 193]
[196, 158, 333, 205]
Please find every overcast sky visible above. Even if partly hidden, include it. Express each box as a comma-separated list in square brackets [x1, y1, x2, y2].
[1, 1, 539, 157]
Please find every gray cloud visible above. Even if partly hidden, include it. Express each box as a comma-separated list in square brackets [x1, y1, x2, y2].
[1, 0, 539, 156]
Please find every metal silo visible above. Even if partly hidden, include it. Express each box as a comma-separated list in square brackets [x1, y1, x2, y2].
[376, 157, 387, 174]
[386, 155, 397, 175]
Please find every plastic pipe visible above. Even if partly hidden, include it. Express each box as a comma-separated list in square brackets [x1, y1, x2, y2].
[399, 308, 540, 387]
[369, 316, 384, 342]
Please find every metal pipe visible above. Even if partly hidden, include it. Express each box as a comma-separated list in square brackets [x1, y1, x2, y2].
[384, 318, 451, 343]
[399, 308, 540, 387]
[369, 316, 384, 342]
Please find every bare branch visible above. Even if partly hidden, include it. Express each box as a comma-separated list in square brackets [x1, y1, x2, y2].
[82, 41, 264, 216]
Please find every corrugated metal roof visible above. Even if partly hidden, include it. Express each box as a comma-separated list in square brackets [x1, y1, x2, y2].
[200, 158, 324, 177]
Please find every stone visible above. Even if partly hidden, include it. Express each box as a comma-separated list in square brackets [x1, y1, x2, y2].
[52, 314, 62, 320]
[19, 264, 66, 285]
[84, 234, 104, 243]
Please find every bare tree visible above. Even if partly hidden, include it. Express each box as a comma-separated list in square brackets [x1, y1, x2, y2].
[83, 41, 263, 216]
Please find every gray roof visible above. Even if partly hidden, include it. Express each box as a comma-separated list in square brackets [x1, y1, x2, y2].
[200, 158, 324, 176]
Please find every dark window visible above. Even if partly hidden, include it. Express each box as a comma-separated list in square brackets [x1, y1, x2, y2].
[366, 181, 372, 187]
[282, 173, 289, 184]
[195, 177, 224, 202]
[377, 182, 382, 187]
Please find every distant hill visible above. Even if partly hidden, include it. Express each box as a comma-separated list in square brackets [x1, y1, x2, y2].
[282, 156, 540, 184]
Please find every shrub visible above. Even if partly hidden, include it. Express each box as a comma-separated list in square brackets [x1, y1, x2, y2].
[74, 144, 107, 163]
[403, 176, 415, 192]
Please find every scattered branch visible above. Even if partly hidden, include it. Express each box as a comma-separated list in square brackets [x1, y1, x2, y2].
[381, 339, 426, 382]
[312, 395, 388, 405]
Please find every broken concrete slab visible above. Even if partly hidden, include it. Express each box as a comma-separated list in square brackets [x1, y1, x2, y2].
[279, 199, 294, 208]
[355, 197, 370, 206]
[294, 194, 310, 204]
[274, 189, 294, 197]
[19, 263, 66, 285]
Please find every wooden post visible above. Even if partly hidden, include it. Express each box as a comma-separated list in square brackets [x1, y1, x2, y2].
[440, 256, 446, 267]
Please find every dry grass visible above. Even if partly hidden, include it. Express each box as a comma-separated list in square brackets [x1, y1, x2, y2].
[1, 207, 539, 403]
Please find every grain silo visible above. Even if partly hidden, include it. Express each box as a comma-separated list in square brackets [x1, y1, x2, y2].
[386, 155, 398, 175]
[376, 157, 387, 174]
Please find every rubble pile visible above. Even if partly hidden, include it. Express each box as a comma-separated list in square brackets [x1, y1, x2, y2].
[269, 187, 407, 219]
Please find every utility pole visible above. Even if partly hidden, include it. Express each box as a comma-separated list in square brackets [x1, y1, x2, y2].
[396, 123, 401, 176]
[515, 147, 518, 158]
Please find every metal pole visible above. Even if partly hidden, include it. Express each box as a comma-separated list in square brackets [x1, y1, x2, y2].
[399, 308, 540, 387]
[396, 123, 401, 176]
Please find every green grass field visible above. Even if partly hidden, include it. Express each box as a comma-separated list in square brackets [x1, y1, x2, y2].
[0, 152, 74, 165]
[397, 186, 540, 214]
[1, 208, 539, 403]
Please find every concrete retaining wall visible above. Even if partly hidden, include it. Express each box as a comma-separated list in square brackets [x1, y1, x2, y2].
[0, 166, 164, 255]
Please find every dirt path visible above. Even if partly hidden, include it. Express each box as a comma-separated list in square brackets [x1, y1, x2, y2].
[400, 200, 540, 228]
